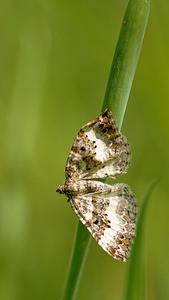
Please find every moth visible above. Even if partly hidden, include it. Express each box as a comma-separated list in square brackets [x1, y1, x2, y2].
[57, 109, 138, 261]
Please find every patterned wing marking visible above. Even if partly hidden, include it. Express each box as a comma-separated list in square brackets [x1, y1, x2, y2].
[65, 109, 131, 181]
[69, 182, 138, 262]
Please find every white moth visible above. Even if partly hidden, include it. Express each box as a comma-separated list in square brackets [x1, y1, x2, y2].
[57, 109, 138, 261]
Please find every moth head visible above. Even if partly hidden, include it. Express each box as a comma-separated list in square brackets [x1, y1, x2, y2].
[56, 185, 65, 194]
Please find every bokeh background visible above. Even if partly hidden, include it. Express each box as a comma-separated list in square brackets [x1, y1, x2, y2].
[1, 0, 169, 299]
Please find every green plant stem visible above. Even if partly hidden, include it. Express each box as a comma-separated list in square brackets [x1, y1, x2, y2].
[124, 179, 159, 300]
[102, 0, 150, 129]
[62, 222, 91, 300]
[62, 0, 150, 299]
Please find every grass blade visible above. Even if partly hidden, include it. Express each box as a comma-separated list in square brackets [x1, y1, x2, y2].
[102, 0, 151, 129]
[62, 0, 150, 299]
[62, 222, 91, 300]
[124, 179, 159, 300]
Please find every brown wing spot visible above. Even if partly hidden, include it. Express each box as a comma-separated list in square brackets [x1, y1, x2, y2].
[108, 245, 116, 256]
[122, 239, 130, 245]
[98, 123, 104, 129]
[94, 219, 98, 225]
[71, 146, 79, 153]
[114, 254, 123, 261]
[121, 244, 128, 251]
[80, 146, 86, 151]
[102, 117, 109, 124]
[116, 238, 122, 245]
[123, 215, 131, 222]
[102, 109, 109, 118]
[123, 233, 132, 239]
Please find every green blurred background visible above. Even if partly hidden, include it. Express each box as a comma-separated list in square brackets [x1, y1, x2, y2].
[1, 0, 169, 299]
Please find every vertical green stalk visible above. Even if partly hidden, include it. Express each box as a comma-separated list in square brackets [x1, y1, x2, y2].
[62, 223, 91, 300]
[124, 179, 158, 300]
[102, 0, 150, 129]
[62, 0, 150, 299]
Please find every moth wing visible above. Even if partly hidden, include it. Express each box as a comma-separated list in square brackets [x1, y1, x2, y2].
[65, 109, 131, 181]
[69, 182, 138, 261]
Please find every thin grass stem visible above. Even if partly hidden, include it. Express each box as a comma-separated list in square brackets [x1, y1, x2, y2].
[62, 0, 150, 299]
[124, 179, 159, 300]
